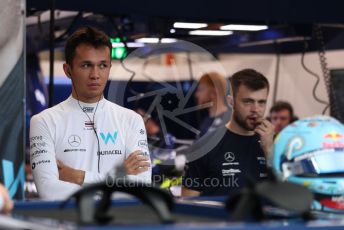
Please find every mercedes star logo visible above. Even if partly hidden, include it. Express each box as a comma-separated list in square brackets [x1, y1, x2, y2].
[224, 152, 235, 162]
[68, 135, 81, 147]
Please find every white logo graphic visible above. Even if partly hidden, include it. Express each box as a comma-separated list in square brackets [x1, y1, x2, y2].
[222, 168, 241, 176]
[224, 152, 235, 162]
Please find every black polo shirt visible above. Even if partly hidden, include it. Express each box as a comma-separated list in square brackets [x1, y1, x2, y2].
[183, 128, 268, 196]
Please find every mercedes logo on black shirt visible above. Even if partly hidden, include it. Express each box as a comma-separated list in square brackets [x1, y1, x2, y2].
[224, 152, 235, 162]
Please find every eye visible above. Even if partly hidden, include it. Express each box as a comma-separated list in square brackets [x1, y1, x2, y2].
[81, 63, 91, 68]
[99, 63, 108, 69]
[243, 100, 253, 105]
[259, 101, 267, 106]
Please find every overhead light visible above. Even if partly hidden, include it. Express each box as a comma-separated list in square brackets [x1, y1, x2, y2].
[173, 22, 207, 29]
[135, 38, 177, 43]
[220, 24, 268, 31]
[127, 42, 145, 48]
[170, 29, 176, 34]
[161, 38, 178, 43]
[189, 30, 233, 36]
[111, 42, 145, 48]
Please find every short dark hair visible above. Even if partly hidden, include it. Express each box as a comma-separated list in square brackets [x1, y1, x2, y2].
[64, 26, 112, 65]
[229, 69, 269, 97]
[270, 101, 294, 117]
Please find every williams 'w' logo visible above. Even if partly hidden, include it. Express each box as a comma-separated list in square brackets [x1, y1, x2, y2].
[100, 132, 118, 145]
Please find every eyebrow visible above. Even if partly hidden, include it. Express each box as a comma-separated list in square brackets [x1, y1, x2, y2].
[242, 98, 267, 103]
[80, 60, 109, 64]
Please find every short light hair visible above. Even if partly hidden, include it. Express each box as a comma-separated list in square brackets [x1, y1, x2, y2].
[199, 72, 227, 99]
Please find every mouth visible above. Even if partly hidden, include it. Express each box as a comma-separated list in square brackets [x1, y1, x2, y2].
[248, 116, 262, 127]
[87, 83, 101, 89]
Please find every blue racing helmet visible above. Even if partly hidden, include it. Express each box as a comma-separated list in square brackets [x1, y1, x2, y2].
[273, 115, 344, 212]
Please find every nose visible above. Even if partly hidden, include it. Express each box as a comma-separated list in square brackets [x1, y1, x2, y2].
[250, 102, 259, 113]
[90, 66, 100, 80]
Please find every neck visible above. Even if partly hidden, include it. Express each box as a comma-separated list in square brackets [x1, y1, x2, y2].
[226, 119, 255, 136]
[71, 92, 103, 104]
[208, 100, 227, 117]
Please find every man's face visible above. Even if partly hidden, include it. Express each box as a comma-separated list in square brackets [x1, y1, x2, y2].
[195, 82, 214, 105]
[270, 109, 291, 133]
[64, 43, 111, 103]
[232, 85, 268, 131]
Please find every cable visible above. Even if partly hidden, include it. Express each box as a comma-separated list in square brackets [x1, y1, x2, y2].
[72, 81, 102, 173]
[120, 61, 140, 95]
[54, 12, 83, 42]
[272, 41, 281, 104]
[35, 11, 82, 44]
[77, 98, 102, 173]
[300, 37, 329, 113]
[313, 24, 341, 118]
[37, 12, 43, 34]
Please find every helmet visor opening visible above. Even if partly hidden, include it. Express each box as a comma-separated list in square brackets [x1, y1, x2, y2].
[283, 148, 344, 176]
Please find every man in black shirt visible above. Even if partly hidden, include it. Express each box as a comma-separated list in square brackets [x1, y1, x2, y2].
[182, 69, 275, 196]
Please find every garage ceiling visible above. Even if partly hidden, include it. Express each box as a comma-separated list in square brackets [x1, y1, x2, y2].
[26, 0, 344, 54]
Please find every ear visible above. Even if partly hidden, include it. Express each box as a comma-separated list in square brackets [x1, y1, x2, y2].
[227, 95, 233, 107]
[63, 63, 72, 79]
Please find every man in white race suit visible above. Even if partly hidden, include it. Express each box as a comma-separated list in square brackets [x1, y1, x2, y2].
[30, 27, 151, 200]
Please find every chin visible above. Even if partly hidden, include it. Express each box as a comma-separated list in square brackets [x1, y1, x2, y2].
[246, 123, 256, 131]
[247, 126, 255, 132]
[87, 92, 103, 99]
